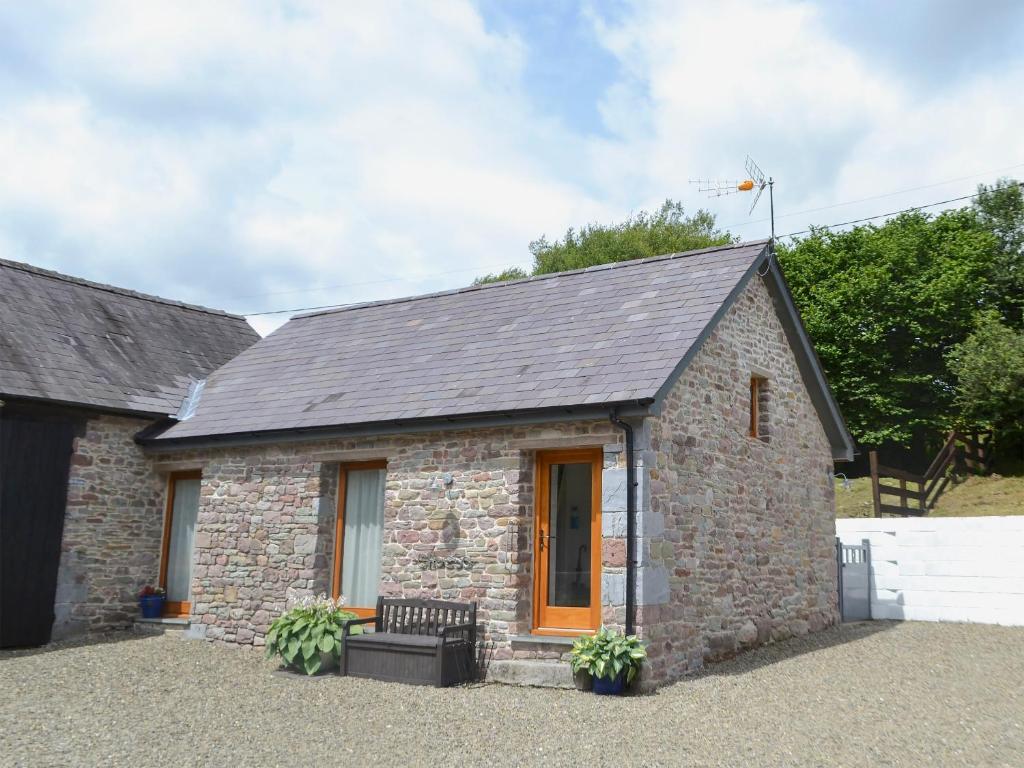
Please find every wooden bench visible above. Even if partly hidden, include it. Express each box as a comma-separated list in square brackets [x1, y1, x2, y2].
[341, 597, 477, 687]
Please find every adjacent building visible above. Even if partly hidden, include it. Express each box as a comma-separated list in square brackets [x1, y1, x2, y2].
[0, 258, 257, 646]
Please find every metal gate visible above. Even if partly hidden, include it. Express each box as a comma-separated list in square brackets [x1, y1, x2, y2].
[836, 537, 872, 622]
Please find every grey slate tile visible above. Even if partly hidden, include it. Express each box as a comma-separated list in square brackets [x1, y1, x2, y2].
[0, 258, 258, 416]
[155, 241, 767, 439]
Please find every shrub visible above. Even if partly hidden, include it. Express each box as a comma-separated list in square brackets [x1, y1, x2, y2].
[265, 594, 360, 675]
[570, 626, 647, 684]
[947, 311, 1024, 435]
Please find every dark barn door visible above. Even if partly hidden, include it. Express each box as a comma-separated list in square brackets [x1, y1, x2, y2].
[0, 408, 78, 648]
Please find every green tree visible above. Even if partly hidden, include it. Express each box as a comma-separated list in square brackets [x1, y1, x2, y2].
[946, 311, 1024, 446]
[475, 200, 731, 284]
[472, 266, 528, 286]
[973, 178, 1024, 326]
[777, 209, 999, 446]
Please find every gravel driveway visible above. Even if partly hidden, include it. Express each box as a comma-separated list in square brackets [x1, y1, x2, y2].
[2, 621, 1021, 767]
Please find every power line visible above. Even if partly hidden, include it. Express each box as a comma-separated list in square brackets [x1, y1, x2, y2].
[243, 162, 1024, 308]
[722, 160, 1024, 230]
[243, 179, 1023, 318]
[246, 300, 363, 317]
[776, 181, 1023, 240]
[226, 261, 524, 301]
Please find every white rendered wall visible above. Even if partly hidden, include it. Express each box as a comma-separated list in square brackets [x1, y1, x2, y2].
[836, 516, 1024, 626]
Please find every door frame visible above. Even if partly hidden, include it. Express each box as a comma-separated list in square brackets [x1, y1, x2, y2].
[159, 469, 202, 618]
[532, 447, 602, 635]
[331, 460, 388, 618]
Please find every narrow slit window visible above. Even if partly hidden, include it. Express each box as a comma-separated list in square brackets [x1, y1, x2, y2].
[749, 375, 769, 441]
[749, 377, 760, 437]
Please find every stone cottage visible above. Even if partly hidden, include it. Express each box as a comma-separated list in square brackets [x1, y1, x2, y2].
[0, 258, 257, 646]
[134, 239, 854, 685]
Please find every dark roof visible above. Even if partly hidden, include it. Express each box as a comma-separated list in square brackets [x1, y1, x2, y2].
[147, 240, 853, 459]
[0, 258, 259, 416]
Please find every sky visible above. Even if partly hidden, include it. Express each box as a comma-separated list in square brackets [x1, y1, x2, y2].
[2, 1, 1024, 336]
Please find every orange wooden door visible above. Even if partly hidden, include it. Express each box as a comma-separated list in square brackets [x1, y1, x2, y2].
[533, 448, 602, 634]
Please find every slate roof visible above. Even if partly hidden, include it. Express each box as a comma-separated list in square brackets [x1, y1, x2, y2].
[0, 258, 259, 416]
[152, 241, 776, 441]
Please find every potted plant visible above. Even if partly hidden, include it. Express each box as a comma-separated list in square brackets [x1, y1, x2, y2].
[138, 585, 166, 618]
[569, 625, 647, 695]
[265, 593, 361, 676]
[569, 634, 595, 691]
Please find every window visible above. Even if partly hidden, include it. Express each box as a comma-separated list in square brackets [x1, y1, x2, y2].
[160, 470, 202, 617]
[749, 375, 769, 441]
[332, 461, 387, 615]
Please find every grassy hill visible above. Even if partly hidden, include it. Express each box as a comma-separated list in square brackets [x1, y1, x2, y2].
[835, 472, 1024, 518]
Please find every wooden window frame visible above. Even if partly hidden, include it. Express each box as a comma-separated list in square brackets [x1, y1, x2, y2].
[331, 460, 388, 618]
[749, 376, 761, 438]
[159, 469, 202, 618]
[749, 375, 769, 442]
[532, 447, 603, 636]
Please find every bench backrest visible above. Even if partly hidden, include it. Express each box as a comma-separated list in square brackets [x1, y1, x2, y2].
[375, 597, 476, 636]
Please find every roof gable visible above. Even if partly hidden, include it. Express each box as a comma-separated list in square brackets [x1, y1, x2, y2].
[0, 259, 259, 416]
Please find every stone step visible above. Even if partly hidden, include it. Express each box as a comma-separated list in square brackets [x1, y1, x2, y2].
[134, 617, 191, 635]
[487, 659, 576, 689]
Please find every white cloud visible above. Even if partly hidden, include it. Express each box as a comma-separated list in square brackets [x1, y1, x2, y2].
[591, 0, 1024, 234]
[1, 0, 1022, 338]
[0, 1, 615, 333]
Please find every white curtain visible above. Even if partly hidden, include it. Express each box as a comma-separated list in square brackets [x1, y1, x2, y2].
[341, 469, 386, 607]
[166, 478, 201, 602]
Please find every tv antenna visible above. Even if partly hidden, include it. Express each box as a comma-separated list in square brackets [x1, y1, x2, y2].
[689, 155, 775, 245]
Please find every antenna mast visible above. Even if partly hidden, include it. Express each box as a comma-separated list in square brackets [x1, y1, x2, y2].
[689, 155, 775, 249]
[743, 155, 775, 246]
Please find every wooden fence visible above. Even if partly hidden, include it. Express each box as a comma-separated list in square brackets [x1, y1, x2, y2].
[869, 430, 993, 517]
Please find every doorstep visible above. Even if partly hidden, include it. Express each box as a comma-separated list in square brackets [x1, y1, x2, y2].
[488, 659, 575, 689]
[509, 634, 576, 647]
[134, 617, 191, 635]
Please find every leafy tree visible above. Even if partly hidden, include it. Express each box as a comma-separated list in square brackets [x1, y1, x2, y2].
[777, 209, 999, 445]
[472, 266, 528, 285]
[475, 200, 731, 283]
[973, 178, 1024, 326]
[946, 311, 1024, 447]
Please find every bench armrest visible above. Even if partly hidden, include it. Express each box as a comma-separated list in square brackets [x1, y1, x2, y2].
[439, 622, 476, 643]
[342, 616, 378, 636]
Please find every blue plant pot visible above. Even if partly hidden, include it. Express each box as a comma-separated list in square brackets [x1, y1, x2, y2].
[139, 595, 165, 619]
[592, 671, 626, 695]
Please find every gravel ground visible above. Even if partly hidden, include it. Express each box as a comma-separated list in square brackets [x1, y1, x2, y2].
[2, 621, 1022, 768]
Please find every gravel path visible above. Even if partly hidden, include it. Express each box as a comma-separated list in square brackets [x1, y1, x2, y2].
[2, 621, 1022, 767]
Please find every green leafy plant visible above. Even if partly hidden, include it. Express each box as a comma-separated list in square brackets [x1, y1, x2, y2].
[570, 626, 647, 684]
[265, 593, 360, 675]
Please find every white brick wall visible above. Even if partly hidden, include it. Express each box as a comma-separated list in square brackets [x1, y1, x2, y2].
[836, 516, 1024, 626]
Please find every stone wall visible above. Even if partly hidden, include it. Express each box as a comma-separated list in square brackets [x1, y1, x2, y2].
[53, 414, 166, 638]
[153, 420, 627, 659]
[642, 274, 838, 683]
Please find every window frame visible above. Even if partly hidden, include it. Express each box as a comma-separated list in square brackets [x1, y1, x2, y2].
[749, 375, 770, 441]
[159, 469, 202, 618]
[331, 460, 388, 617]
[749, 376, 760, 438]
